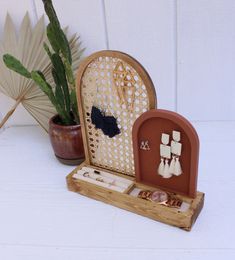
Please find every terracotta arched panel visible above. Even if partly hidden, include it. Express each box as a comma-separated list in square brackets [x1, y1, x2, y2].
[133, 109, 199, 198]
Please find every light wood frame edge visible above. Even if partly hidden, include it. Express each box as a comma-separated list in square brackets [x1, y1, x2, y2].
[67, 163, 204, 231]
[76, 50, 157, 169]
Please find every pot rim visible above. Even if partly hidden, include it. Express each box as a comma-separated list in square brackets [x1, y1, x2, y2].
[49, 114, 81, 130]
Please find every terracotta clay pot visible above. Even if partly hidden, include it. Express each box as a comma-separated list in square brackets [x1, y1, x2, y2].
[49, 115, 85, 165]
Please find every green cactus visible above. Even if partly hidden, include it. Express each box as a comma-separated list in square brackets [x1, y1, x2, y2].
[2, 0, 82, 126]
[3, 54, 31, 78]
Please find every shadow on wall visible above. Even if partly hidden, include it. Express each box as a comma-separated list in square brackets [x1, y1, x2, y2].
[0, 112, 5, 133]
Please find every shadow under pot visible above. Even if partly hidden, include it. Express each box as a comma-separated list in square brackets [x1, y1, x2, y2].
[49, 115, 85, 165]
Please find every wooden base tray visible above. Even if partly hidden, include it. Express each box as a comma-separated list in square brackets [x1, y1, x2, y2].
[66, 163, 204, 231]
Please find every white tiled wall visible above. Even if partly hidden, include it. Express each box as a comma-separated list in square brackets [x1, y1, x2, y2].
[0, 0, 234, 127]
[177, 0, 235, 121]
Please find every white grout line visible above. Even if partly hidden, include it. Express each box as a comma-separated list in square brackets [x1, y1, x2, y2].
[101, 0, 110, 50]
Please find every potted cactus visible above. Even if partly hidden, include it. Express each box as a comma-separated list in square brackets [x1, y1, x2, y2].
[3, 0, 85, 165]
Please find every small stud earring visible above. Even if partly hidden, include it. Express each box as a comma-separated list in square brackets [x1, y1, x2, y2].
[140, 140, 150, 151]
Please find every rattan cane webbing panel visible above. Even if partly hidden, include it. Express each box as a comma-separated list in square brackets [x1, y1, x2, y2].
[77, 51, 156, 176]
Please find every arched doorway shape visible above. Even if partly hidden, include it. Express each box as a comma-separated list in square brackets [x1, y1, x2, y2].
[133, 109, 199, 198]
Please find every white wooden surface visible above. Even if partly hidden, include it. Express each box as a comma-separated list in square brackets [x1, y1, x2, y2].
[1, 0, 235, 126]
[0, 124, 234, 259]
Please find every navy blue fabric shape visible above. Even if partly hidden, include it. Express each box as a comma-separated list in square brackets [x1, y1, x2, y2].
[91, 106, 120, 138]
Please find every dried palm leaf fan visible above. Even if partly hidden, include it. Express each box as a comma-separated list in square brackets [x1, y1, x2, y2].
[0, 13, 83, 131]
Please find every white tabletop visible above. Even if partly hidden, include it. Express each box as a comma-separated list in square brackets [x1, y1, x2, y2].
[0, 123, 234, 260]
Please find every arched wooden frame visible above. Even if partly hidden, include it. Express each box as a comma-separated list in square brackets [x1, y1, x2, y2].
[133, 109, 199, 198]
[76, 50, 157, 175]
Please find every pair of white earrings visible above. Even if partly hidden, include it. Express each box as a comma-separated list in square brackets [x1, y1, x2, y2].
[158, 131, 182, 178]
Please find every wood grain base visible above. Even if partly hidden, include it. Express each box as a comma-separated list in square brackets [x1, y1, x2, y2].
[66, 164, 204, 231]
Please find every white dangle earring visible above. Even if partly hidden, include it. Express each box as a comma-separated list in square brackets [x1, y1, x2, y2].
[163, 158, 170, 178]
[158, 158, 164, 176]
[169, 155, 176, 175]
[175, 157, 182, 176]
[158, 133, 172, 178]
[171, 130, 183, 176]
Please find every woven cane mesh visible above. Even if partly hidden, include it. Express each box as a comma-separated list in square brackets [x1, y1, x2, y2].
[80, 55, 152, 176]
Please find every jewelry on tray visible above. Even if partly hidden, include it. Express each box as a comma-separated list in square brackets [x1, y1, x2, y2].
[96, 177, 104, 182]
[77, 167, 132, 191]
[83, 171, 115, 186]
[138, 190, 183, 208]
[83, 172, 89, 177]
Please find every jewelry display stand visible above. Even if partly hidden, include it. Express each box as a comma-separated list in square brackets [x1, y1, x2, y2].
[66, 50, 204, 231]
[133, 109, 200, 198]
